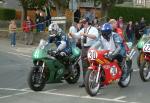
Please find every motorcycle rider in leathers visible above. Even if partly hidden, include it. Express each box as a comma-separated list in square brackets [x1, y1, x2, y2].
[48, 23, 71, 56]
[91, 23, 128, 80]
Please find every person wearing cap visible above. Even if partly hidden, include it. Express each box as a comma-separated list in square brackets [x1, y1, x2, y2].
[69, 17, 99, 87]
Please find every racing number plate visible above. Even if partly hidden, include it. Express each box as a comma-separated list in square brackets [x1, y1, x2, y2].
[143, 44, 150, 52]
[88, 50, 97, 60]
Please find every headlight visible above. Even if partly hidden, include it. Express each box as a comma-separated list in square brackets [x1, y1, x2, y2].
[87, 49, 98, 60]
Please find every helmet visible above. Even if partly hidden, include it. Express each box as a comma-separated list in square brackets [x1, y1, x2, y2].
[101, 23, 112, 41]
[48, 23, 59, 32]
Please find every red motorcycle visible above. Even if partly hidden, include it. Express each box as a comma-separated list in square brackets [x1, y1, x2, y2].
[140, 40, 150, 82]
[85, 48, 132, 96]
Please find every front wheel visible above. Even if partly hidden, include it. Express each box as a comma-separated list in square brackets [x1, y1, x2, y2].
[85, 69, 100, 96]
[28, 66, 46, 91]
[137, 51, 144, 68]
[140, 60, 150, 82]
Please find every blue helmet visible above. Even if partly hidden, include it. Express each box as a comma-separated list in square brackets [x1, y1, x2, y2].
[101, 23, 112, 32]
[101, 23, 113, 41]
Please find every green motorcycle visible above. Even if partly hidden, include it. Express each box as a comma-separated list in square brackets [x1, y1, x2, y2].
[137, 35, 150, 67]
[28, 39, 81, 91]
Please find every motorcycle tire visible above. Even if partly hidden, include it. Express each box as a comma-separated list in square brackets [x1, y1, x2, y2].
[28, 66, 46, 91]
[118, 72, 131, 88]
[140, 60, 150, 82]
[126, 59, 132, 70]
[65, 64, 80, 84]
[118, 61, 132, 88]
[85, 69, 100, 96]
[137, 51, 144, 68]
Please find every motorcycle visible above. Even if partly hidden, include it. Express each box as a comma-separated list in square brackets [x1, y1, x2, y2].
[84, 43, 135, 96]
[139, 40, 150, 82]
[28, 39, 81, 91]
[137, 35, 150, 67]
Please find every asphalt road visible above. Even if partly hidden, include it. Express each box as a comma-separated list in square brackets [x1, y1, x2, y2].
[0, 39, 150, 103]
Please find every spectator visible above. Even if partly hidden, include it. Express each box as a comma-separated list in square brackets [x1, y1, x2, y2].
[74, 7, 81, 23]
[139, 17, 146, 35]
[109, 19, 129, 53]
[22, 16, 34, 45]
[126, 21, 134, 43]
[134, 21, 141, 42]
[70, 17, 99, 87]
[84, 9, 93, 24]
[9, 20, 17, 47]
[35, 9, 40, 32]
[43, 2, 51, 27]
[117, 16, 124, 30]
[39, 12, 45, 32]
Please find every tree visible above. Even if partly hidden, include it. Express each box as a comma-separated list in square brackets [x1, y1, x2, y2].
[93, 0, 125, 21]
[18, 0, 47, 20]
[52, 0, 69, 16]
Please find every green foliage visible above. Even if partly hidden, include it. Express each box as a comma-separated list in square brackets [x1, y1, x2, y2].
[108, 6, 150, 23]
[0, 8, 16, 20]
[19, 0, 48, 9]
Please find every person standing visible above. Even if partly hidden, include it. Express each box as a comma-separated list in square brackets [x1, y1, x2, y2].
[139, 17, 146, 35]
[68, 22, 78, 47]
[22, 16, 34, 45]
[70, 17, 99, 87]
[126, 21, 134, 43]
[43, 2, 51, 27]
[117, 16, 124, 30]
[39, 12, 45, 32]
[109, 19, 129, 53]
[134, 21, 140, 42]
[9, 20, 17, 47]
[35, 9, 41, 32]
[74, 7, 81, 23]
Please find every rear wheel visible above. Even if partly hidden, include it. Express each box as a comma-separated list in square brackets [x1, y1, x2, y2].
[118, 72, 131, 87]
[28, 66, 47, 91]
[85, 70, 100, 96]
[118, 61, 132, 88]
[65, 64, 80, 84]
[140, 60, 150, 82]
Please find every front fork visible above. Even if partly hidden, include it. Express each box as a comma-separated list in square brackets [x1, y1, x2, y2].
[36, 61, 45, 79]
[96, 64, 101, 84]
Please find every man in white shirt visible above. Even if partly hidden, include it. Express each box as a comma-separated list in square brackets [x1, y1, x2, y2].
[68, 22, 78, 47]
[70, 17, 99, 87]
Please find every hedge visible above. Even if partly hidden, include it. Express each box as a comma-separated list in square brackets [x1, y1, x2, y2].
[108, 6, 150, 24]
[0, 8, 16, 20]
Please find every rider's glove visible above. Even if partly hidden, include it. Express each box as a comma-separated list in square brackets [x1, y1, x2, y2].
[105, 53, 113, 61]
[60, 52, 66, 56]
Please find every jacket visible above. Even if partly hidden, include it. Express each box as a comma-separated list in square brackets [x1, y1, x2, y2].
[22, 20, 34, 33]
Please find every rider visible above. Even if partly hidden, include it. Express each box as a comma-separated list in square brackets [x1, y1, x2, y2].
[91, 23, 128, 80]
[48, 23, 71, 56]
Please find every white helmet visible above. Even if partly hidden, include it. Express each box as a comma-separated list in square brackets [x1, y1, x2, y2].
[48, 23, 59, 32]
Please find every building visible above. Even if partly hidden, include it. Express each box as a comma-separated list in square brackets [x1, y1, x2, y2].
[133, 0, 150, 8]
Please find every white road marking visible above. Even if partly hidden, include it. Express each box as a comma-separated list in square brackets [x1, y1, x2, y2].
[7, 51, 31, 58]
[133, 69, 139, 72]
[0, 91, 30, 99]
[41, 92, 80, 98]
[0, 88, 31, 92]
[0, 87, 137, 103]
[114, 96, 126, 100]
[81, 95, 126, 103]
